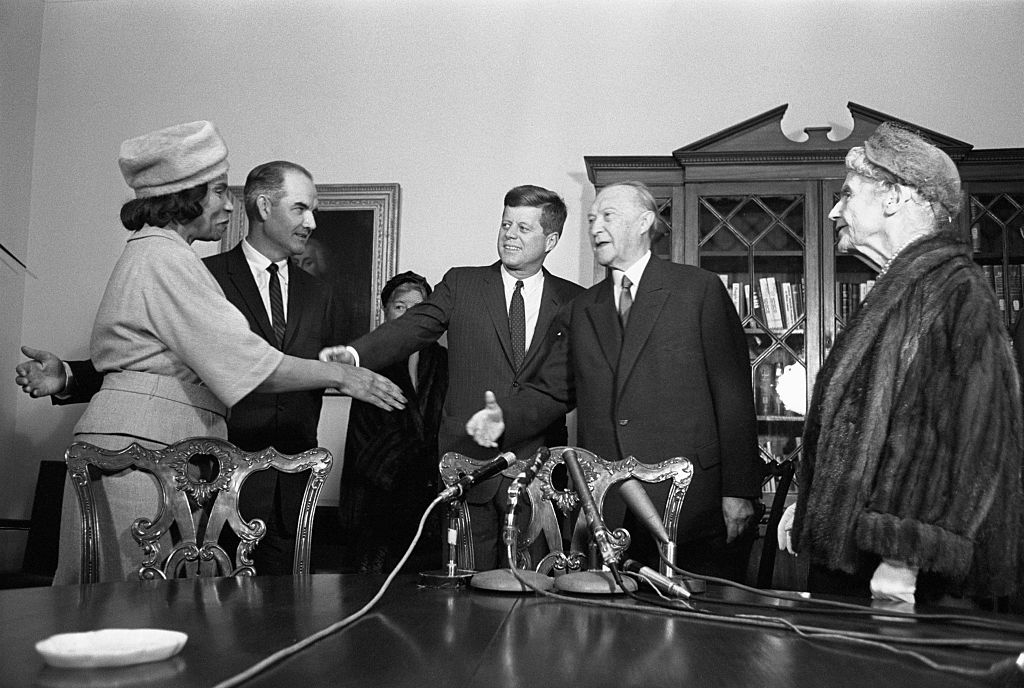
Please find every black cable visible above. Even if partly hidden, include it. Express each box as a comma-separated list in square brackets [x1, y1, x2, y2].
[506, 562, 1024, 682]
[210, 494, 447, 688]
[657, 550, 1024, 635]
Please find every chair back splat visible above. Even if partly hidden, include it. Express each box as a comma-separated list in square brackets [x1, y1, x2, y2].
[65, 437, 332, 582]
[438, 446, 692, 575]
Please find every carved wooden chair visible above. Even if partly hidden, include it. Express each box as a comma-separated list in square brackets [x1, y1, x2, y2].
[65, 437, 333, 582]
[438, 451, 564, 572]
[532, 448, 693, 576]
[438, 447, 693, 575]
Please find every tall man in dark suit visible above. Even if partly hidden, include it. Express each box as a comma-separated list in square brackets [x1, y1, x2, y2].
[321, 185, 583, 570]
[468, 181, 762, 581]
[205, 160, 346, 574]
[16, 161, 346, 575]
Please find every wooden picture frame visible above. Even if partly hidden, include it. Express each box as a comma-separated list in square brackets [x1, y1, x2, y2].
[221, 183, 400, 340]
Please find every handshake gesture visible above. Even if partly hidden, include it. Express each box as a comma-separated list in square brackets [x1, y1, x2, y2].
[317, 345, 355, 365]
[465, 391, 505, 448]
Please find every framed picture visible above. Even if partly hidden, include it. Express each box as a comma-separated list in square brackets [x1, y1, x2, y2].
[221, 183, 400, 340]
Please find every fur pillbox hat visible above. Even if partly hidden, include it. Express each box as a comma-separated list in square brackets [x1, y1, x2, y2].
[863, 122, 961, 217]
[118, 120, 229, 198]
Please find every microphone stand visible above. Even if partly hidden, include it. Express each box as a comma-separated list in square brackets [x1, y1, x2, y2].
[470, 448, 554, 592]
[552, 449, 636, 595]
[418, 502, 476, 587]
[419, 451, 515, 588]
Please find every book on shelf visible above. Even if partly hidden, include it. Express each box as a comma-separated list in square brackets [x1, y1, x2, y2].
[794, 278, 805, 322]
[756, 364, 774, 415]
[730, 282, 744, 320]
[781, 282, 797, 327]
[758, 277, 785, 330]
[1009, 264, 1022, 317]
[861, 280, 875, 300]
[748, 283, 763, 328]
[994, 265, 1006, 313]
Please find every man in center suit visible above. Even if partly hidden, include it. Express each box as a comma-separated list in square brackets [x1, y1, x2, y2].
[468, 181, 762, 581]
[321, 185, 584, 570]
[204, 160, 347, 574]
[17, 160, 346, 576]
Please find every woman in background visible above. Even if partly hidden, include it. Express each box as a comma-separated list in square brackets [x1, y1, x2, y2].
[54, 120, 404, 584]
[339, 271, 448, 573]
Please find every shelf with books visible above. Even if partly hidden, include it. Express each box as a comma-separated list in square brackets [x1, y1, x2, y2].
[752, 352, 805, 419]
[980, 262, 1024, 321]
[715, 272, 806, 333]
[834, 279, 875, 323]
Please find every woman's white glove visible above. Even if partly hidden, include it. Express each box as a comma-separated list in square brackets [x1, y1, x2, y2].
[869, 559, 918, 605]
[776, 502, 797, 554]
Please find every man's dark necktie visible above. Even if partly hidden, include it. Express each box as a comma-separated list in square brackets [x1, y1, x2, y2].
[509, 280, 526, 371]
[619, 275, 633, 328]
[267, 263, 286, 348]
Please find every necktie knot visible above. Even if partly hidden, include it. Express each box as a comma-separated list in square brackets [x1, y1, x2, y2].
[267, 263, 279, 275]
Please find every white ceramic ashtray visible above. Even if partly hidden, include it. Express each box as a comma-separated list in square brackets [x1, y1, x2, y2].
[35, 628, 188, 668]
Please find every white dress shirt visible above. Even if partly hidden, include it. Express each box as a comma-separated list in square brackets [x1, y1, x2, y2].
[613, 250, 652, 306]
[500, 266, 545, 352]
[241, 239, 290, 321]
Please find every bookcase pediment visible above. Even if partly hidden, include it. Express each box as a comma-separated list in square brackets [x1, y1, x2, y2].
[671, 102, 974, 165]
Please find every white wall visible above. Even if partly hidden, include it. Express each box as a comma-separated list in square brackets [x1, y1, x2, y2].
[1, 0, 44, 525]
[7, 0, 1024, 517]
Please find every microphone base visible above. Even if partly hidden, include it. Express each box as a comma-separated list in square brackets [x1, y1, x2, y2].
[418, 568, 476, 588]
[470, 568, 554, 593]
[553, 570, 638, 595]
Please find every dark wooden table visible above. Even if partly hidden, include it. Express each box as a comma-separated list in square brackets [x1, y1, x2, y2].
[1, 574, 1018, 687]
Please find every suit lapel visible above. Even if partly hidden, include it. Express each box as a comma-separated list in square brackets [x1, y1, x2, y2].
[226, 245, 277, 345]
[585, 279, 621, 369]
[616, 257, 669, 395]
[521, 268, 559, 370]
[483, 263, 516, 372]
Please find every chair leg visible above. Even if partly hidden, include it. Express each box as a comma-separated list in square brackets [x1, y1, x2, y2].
[757, 460, 795, 589]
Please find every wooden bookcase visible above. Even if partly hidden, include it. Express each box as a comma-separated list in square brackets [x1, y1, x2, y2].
[585, 102, 1024, 588]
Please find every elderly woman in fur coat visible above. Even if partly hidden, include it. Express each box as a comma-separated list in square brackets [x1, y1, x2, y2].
[779, 122, 1023, 605]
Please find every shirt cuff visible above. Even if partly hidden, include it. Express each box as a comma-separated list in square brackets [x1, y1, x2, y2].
[53, 361, 74, 400]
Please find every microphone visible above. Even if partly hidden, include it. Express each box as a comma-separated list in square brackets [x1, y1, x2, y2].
[502, 447, 550, 554]
[439, 451, 516, 502]
[562, 448, 617, 567]
[513, 446, 550, 490]
[623, 559, 690, 599]
[619, 478, 670, 546]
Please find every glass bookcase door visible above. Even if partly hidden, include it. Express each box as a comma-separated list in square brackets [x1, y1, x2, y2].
[688, 182, 817, 506]
[967, 182, 1024, 330]
[822, 180, 880, 349]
